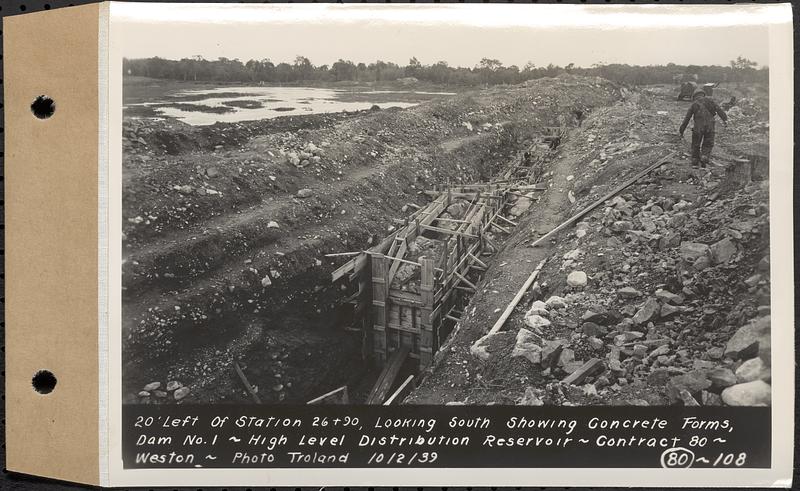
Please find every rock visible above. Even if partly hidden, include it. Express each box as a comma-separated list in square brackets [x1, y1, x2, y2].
[611, 221, 633, 233]
[668, 212, 688, 228]
[173, 387, 190, 400]
[519, 387, 544, 406]
[511, 329, 543, 364]
[143, 381, 161, 391]
[206, 167, 220, 178]
[710, 237, 737, 264]
[558, 349, 575, 367]
[261, 275, 272, 287]
[724, 316, 770, 360]
[153, 390, 168, 398]
[566, 271, 588, 288]
[735, 357, 770, 383]
[470, 331, 514, 362]
[581, 305, 608, 324]
[701, 390, 723, 406]
[445, 401, 465, 406]
[173, 184, 194, 195]
[617, 287, 641, 298]
[647, 368, 673, 386]
[660, 303, 682, 318]
[707, 367, 737, 391]
[679, 389, 701, 406]
[758, 334, 771, 365]
[296, 188, 314, 198]
[632, 344, 648, 358]
[524, 313, 551, 331]
[526, 300, 549, 317]
[706, 347, 724, 360]
[633, 298, 660, 324]
[721, 380, 771, 406]
[614, 331, 643, 346]
[582, 321, 606, 337]
[655, 289, 683, 305]
[138, 391, 150, 397]
[667, 370, 711, 403]
[166, 381, 182, 391]
[693, 255, 712, 271]
[744, 274, 762, 287]
[588, 337, 604, 350]
[545, 296, 567, 309]
[541, 340, 565, 368]
[680, 241, 710, 261]
[267, 220, 280, 229]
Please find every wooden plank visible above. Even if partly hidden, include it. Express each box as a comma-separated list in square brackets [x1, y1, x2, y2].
[531, 151, 676, 247]
[487, 259, 546, 336]
[366, 345, 410, 404]
[386, 239, 409, 287]
[325, 251, 363, 258]
[307, 385, 349, 405]
[454, 272, 477, 290]
[494, 214, 518, 227]
[383, 375, 415, 406]
[468, 252, 488, 269]
[420, 224, 479, 239]
[562, 358, 605, 385]
[234, 360, 262, 404]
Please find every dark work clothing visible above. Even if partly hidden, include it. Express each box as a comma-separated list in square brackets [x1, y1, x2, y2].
[691, 127, 715, 167]
[679, 97, 728, 134]
[679, 97, 727, 166]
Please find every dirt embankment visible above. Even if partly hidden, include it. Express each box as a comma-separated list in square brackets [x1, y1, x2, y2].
[123, 75, 622, 404]
[407, 83, 771, 407]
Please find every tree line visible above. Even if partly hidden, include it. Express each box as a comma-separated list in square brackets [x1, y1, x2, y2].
[124, 55, 768, 87]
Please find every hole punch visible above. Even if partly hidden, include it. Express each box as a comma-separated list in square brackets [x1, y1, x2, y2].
[32, 370, 57, 394]
[31, 95, 55, 119]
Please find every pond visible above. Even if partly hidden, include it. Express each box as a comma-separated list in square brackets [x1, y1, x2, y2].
[128, 86, 455, 126]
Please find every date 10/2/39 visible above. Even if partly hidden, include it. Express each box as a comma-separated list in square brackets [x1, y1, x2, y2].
[366, 452, 439, 465]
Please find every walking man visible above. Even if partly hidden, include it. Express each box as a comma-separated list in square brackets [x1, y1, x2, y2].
[679, 87, 728, 168]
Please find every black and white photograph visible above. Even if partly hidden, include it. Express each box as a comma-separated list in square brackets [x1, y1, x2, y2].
[119, 4, 778, 411]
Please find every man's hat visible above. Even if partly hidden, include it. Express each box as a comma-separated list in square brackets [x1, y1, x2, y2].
[692, 88, 706, 99]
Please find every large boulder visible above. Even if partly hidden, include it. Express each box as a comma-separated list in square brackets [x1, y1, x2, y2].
[707, 367, 737, 391]
[721, 380, 771, 406]
[666, 370, 711, 403]
[710, 237, 737, 264]
[470, 331, 514, 362]
[524, 313, 551, 331]
[735, 357, 771, 383]
[725, 316, 770, 360]
[680, 241, 710, 261]
[511, 328, 543, 364]
[633, 298, 660, 325]
[545, 295, 567, 309]
[526, 300, 549, 317]
[567, 271, 588, 288]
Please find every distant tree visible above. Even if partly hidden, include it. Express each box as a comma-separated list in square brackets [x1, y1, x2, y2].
[405, 57, 422, 78]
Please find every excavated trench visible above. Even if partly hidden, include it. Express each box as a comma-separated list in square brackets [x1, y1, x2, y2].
[122, 78, 622, 405]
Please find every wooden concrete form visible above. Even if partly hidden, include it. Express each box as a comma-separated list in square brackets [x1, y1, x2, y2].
[331, 185, 509, 374]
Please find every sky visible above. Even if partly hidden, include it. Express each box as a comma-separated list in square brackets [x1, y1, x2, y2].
[112, 3, 785, 69]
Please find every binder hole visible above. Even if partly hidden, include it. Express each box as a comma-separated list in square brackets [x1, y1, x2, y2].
[31, 95, 55, 119]
[32, 370, 57, 394]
